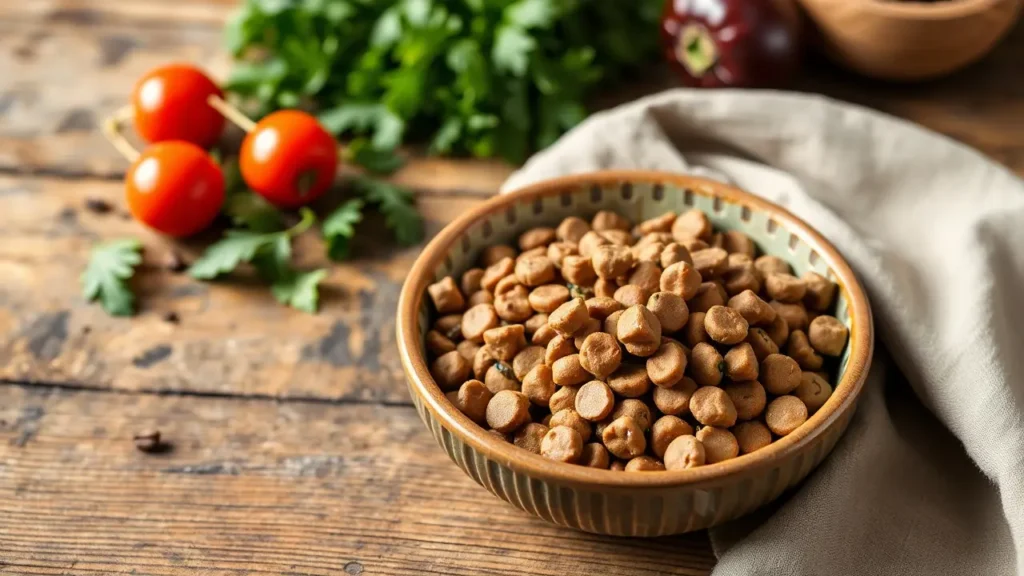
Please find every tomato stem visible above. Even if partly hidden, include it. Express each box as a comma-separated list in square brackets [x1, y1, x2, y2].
[101, 105, 141, 163]
[207, 95, 257, 133]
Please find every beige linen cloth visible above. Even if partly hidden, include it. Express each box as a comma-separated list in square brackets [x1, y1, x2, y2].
[502, 90, 1024, 575]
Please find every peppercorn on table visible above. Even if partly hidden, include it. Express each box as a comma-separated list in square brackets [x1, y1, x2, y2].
[1, 2, 1022, 574]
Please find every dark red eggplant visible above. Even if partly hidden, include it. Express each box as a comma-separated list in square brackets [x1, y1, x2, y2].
[661, 0, 802, 88]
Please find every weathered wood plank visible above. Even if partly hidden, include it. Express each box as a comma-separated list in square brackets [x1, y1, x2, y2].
[0, 175, 484, 401]
[0, 385, 716, 575]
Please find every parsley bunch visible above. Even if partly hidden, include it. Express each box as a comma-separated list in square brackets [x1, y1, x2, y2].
[224, 0, 663, 163]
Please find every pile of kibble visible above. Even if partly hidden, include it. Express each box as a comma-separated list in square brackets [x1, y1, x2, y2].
[424, 208, 849, 472]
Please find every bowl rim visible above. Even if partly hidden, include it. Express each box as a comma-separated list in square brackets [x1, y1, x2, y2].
[397, 170, 874, 490]
[862, 0, 1014, 20]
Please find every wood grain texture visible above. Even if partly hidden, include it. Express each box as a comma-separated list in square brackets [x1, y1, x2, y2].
[0, 385, 716, 575]
[0, 175, 484, 402]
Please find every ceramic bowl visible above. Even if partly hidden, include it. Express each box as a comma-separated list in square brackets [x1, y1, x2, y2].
[797, 0, 1021, 80]
[397, 171, 873, 536]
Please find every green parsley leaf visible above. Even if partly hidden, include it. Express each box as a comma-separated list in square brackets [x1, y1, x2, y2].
[355, 178, 424, 246]
[189, 208, 315, 280]
[322, 198, 364, 260]
[346, 138, 405, 175]
[506, 0, 557, 30]
[492, 25, 534, 76]
[271, 268, 328, 313]
[81, 239, 142, 316]
[223, 192, 285, 233]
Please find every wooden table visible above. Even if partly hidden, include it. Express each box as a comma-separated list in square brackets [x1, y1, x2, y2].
[1, 2, 1021, 574]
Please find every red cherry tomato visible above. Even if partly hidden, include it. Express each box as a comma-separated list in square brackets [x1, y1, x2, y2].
[239, 110, 339, 208]
[131, 64, 226, 148]
[125, 141, 225, 237]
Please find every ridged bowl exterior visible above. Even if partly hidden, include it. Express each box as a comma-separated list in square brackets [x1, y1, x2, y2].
[398, 172, 873, 536]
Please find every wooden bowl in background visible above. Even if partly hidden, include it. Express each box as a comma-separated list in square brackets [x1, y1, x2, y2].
[397, 172, 874, 536]
[797, 0, 1021, 80]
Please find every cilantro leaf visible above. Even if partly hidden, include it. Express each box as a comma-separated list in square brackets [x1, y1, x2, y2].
[188, 230, 279, 280]
[506, 0, 557, 29]
[323, 199, 364, 260]
[355, 178, 424, 246]
[271, 269, 328, 313]
[81, 239, 142, 316]
[492, 26, 535, 76]
[346, 138, 405, 175]
[223, 191, 285, 233]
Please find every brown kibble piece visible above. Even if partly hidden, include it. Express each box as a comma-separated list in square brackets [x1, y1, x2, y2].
[494, 285, 533, 323]
[765, 273, 807, 303]
[487, 429, 511, 442]
[672, 209, 712, 242]
[482, 245, 517, 267]
[513, 422, 549, 454]
[552, 354, 589, 386]
[682, 238, 710, 252]
[637, 231, 674, 247]
[512, 346, 546, 381]
[603, 310, 623, 338]
[592, 210, 631, 232]
[616, 305, 662, 348]
[610, 398, 653, 431]
[431, 350, 471, 391]
[769, 301, 808, 332]
[690, 386, 738, 427]
[647, 341, 688, 388]
[486, 390, 531, 433]
[787, 329, 824, 370]
[550, 408, 592, 442]
[808, 315, 849, 356]
[494, 274, 522, 296]
[522, 364, 556, 406]
[483, 324, 527, 362]
[609, 460, 626, 471]
[575, 380, 616, 421]
[664, 435, 705, 470]
[765, 395, 808, 436]
[690, 342, 724, 387]
[461, 268, 484, 296]
[462, 303, 500, 343]
[573, 318, 601, 349]
[473, 346, 498, 379]
[518, 227, 556, 251]
[601, 229, 632, 246]
[540, 426, 583, 463]
[524, 314, 549, 335]
[704, 305, 749, 345]
[633, 241, 665, 264]
[585, 297, 624, 320]
[722, 380, 767, 421]
[426, 330, 457, 356]
[637, 212, 676, 234]
[660, 243, 693, 268]
[724, 343, 759, 382]
[592, 245, 635, 280]
[593, 278, 616, 298]
[484, 363, 519, 393]
[453, 379, 492, 424]
[683, 311, 709, 347]
[608, 364, 652, 398]
[549, 385, 579, 413]
[746, 327, 779, 362]
[557, 216, 591, 243]
[579, 442, 610, 469]
[660, 261, 702, 300]
[428, 276, 465, 314]
[802, 271, 836, 311]
[548, 298, 589, 335]
[456, 339, 481, 361]
[720, 230, 755, 257]
[647, 291, 689, 332]
[650, 415, 694, 458]
[601, 416, 647, 459]
[689, 281, 727, 314]
[530, 323, 558, 346]
[727, 290, 776, 326]
[468, 290, 494, 306]
[481, 257, 515, 292]
[515, 255, 556, 287]
[578, 231, 611, 258]
[578, 332, 623, 380]
[733, 421, 772, 454]
[625, 456, 665, 472]
[723, 267, 761, 297]
[696, 427, 739, 463]
[653, 376, 697, 416]
[754, 255, 790, 278]
[795, 372, 833, 414]
[547, 242, 578, 268]
[765, 312, 792, 348]
[545, 334, 576, 366]
[627, 262, 662, 295]
[761, 353, 802, 395]
[528, 284, 569, 313]
[691, 247, 729, 278]
[613, 284, 651, 308]
[561, 255, 597, 286]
